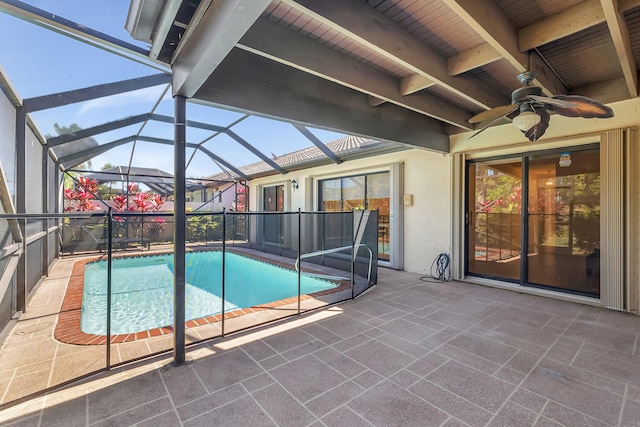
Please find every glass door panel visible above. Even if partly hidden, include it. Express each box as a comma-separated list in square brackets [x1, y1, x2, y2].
[341, 176, 365, 211]
[263, 185, 284, 244]
[467, 159, 522, 281]
[527, 150, 600, 296]
[367, 172, 390, 261]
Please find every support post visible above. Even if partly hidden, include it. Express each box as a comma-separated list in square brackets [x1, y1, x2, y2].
[106, 210, 113, 368]
[16, 106, 26, 312]
[351, 211, 355, 300]
[221, 209, 226, 336]
[42, 142, 49, 276]
[173, 94, 186, 365]
[54, 162, 61, 257]
[297, 209, 301, 314]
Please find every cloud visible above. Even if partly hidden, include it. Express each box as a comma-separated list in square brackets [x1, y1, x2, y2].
[78, 85, 169, 114]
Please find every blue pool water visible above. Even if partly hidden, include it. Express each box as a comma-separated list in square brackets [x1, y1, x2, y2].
[81, 251, 338, 335]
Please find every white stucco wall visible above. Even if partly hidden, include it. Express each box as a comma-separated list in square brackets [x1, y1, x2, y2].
[248, 148, 451, 274]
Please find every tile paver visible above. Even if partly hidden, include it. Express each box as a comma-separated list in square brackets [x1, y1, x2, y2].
[1, 261, 640, 426]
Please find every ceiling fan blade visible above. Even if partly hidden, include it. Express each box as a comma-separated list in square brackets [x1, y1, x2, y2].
[468, 107, 517, 140]
[468, 105, 517, 124]
[546, 95, 614, 118]
[524, 108, 550, 142]
[527, 94, 577, 109]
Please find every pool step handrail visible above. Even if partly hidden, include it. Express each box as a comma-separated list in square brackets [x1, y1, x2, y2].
[294, 243, 373, 282]
[295, 209, 374, 283]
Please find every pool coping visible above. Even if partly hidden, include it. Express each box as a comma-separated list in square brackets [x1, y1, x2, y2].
[54, 249, 351, 345]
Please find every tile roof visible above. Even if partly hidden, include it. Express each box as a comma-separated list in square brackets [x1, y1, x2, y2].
[204, 135, 407, 181]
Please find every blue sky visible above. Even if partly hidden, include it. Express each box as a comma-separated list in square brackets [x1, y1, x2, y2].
[0, 0, 345, 179]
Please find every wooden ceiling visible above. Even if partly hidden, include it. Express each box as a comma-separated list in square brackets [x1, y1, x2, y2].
[131, 0, 640, 148]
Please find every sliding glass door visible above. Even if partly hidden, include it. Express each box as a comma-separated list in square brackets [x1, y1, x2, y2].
[263, 185, 284, 245]
[467, 159, 522, 281]
[319, 172, 391, 261]
[527, 149, 600, 295]
[466, 147, 600, 297]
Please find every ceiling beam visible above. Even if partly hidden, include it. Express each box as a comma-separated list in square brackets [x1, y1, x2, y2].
[571, 76, 630, 104]
[447, 43, 502, 76]
[446, 0, 640, 75]
[441, 0, 565, 96]
[280, 0, 505, 110]
[238, 18, 472, 129]
[600, 0, 638, 97]
[368, 96, 387, 107]
[400, 74, 436, 95]
[520, 0, 640, 52]
[519, 0, 605, 52]
[194, 49, 450, 152]
[171, 0, 271, 97]
[148, 0, 182, 61]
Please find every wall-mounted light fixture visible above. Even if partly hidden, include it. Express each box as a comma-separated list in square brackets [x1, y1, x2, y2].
[291, 178, 298, 190]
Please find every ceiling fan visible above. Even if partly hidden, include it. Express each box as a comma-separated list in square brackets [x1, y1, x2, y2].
[468, 72, 614, 142]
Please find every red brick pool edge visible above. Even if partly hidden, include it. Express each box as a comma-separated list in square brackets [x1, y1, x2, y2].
[54, 252, 350, 345]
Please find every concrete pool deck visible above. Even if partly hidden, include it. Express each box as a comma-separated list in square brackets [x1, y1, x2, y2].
[1, 257, 640, 425]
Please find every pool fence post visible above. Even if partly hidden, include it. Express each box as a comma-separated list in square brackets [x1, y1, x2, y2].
[222, 208, 226, 336]
[297, 209, 301, 315]
[351, 210, 355, 300]
[173, 94, 186, 366]
[106, 210, 113, 368]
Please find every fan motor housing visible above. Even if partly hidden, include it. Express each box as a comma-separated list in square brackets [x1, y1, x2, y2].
[512, 86, 542, 104]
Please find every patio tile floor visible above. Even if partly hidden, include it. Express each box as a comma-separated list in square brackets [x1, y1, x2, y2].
[1, 265, 640, 426]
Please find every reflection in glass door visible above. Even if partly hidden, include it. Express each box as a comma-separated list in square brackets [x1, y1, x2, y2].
[527, 150, 600, 296]
[319, 172, 390, 261]
[467, 159, 522, 281]
[466, 148, 601, 297]
[263, 185, 284, 244]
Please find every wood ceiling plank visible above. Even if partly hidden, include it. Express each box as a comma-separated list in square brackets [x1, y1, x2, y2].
[600, 0, 638, 97]
[279, 0, 506, 109]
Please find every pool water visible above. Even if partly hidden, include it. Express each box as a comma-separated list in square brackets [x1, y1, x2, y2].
[81, 251, 338, 335]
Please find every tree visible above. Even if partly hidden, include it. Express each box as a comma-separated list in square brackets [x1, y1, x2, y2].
[50, 123, 99, 171]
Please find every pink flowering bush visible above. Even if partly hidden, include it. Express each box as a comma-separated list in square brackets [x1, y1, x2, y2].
[63, 177, 100, 211]
[111, 183, 167, 239]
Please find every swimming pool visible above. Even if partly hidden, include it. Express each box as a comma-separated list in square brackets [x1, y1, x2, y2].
[81, 251, 338, 335]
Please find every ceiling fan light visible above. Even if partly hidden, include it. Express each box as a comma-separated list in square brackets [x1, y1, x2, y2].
[512, 111, 541, 132]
